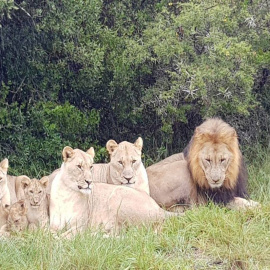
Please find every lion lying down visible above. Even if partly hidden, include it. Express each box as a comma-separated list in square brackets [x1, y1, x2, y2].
[147, 118, 260, 211]
[0, 200, 28, 237]
[47, 137, 150, 197]
[50, 146, 179, 238]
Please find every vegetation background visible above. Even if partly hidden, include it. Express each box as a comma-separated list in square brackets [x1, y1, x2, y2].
[0, 1, 270, 269]
[1, 0, 270, 176]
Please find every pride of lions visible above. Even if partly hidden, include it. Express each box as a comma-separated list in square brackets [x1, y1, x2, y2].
[0, 118, 260, 238]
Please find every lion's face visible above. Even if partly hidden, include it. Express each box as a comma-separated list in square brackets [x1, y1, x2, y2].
[22, 177, 48, 208]
[199, 143, 232, 189]
[188, 118, 240, 191]
[6, 200, 28, 232]
[62, 146, 95, 195]
[106, 137, 143, 187]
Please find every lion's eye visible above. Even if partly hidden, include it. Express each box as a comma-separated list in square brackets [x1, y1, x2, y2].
[90, 165, 93, 171]
[132, 160, 137, 164]
[205, 158, 211, 164]
[220, 158, 226, 163]
[30, 190, 34, 194]
[77, 165, 82, 170]
[38, 191, 42, 194]
[118, 161, 123, 165]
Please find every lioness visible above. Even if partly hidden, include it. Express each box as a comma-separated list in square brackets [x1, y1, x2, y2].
[0, 158, 10, 207]
[47, 138, 149, 196]
[50, 146, 179, 237]
[21, 176, 49, 229]
[0, 157, 30, 207]
[93, 137, 150, 194]
[0, 200, 28, 237]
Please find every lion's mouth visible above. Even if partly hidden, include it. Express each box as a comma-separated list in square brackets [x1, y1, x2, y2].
[30, 203, 40, 208]
[209, 181, 223, 188]
[123, 183, 135, 187]
[78, 186, 92, 193]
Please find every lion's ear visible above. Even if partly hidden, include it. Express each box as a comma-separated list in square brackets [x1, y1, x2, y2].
[87, 147, 95, 159]
[106, 140, 118, 155]
[3, 204, 10, 214]
[18, 199, 27, 214]
[21, 176, 31, 189]
[63, 146, 74, 162]
[134, 137, 143, 151]
[0, 158, 9, 173]
[40, 176, 49, 188]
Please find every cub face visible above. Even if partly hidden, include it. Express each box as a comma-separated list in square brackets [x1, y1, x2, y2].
[5, 200, 28, 232]
[62, 146, 95, 194]
[106, 137, 143, 187]
[21, 177, 48, 208]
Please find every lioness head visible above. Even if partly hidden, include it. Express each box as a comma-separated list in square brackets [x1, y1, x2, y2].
[21, 176, 49, 208]
[61, 146, 95, 194]
[106, 137, 143, 187]
[188, 118, 240, 190]
[5, 200, 28, 232]
[0, 158, 8, 186]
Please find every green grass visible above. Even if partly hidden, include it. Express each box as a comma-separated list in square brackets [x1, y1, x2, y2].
[1, 150, 270, 269]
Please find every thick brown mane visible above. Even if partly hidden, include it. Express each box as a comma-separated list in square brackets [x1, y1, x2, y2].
[183, 118, 248, 204]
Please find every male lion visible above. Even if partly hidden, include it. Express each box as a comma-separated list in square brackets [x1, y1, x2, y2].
[0, 200, 28, 237]
[50, 146, 179, 238]
[147, 118, 259, 210]
[21, 176, 49, 230]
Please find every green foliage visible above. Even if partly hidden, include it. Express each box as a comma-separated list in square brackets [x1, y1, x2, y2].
[0, 0, 270, 170]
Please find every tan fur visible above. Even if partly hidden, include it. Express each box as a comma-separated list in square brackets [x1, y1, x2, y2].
[46, 138, 149, 196]
[0, 159, 10, 207]
[0, 200, 28, 237]
[50, 146, 96, 235]
[147, 159, 196, 211]
[93, 137, 149, 194]
[147, 118, 259, 210]
[50, 146, 179, 238]
[21, 176, 49, 229]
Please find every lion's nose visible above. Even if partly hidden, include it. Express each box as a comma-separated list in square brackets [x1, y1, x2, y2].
[85, 180, 92, 185]
[124, 177, 132, 183]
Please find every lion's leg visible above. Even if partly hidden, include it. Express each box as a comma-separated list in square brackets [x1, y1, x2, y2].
[227, 197, 261, 210]
[29, 223, 38, 231]
[0, 224, 11, 238]
[167, 205, 186, 213]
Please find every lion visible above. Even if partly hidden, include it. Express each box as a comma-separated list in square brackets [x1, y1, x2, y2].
[147, 118, 260, 210]
[0, 157, 30, 207]
[0, 200, 28, 237]
[47, 137, 149, 196]
[93, 137, 149, 194]
[0, 158, 11, 207]
[50, 146, 179, 238]
[21, 176, 49, 230]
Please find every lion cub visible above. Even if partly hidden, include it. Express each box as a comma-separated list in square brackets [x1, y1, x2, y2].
[0, 200, 28, 237]
[21, 176, 49, 230]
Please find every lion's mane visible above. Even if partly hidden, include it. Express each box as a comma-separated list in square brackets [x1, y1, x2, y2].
[183, 118, 248, 204]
